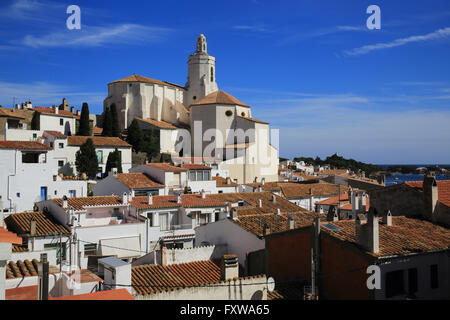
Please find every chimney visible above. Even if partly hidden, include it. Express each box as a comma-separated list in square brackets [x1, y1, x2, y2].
[122, 192, 128, 205]
[261, 178, 265, 185]
[53, 105, 58, 114]
[254, 177, 258, 183]
[226, 177, 231, 185]
[30, 218, 37, 236]
[275, 208, 280, 215]
[221, 254, 239, 281]
[177, 194, 182, 203]
[351, 190, 359, 214]
[262, 223, 270, 236]
[62, 195, 68, 208]
[70, 106, 74, 114]
[37, 253, 49, 300]
[258, 199, 262, 208]
[110, 167, 118, 176]
[272, 194, 276, 203]
[161, 244, 167, 266]
[288, 216, 295, 229]
[257, 186, 263, 192]
[147, 193, 153, 205]
[355, 208, 379, 253]
[231, 208, 238, 220]
[383, 210, 392, 226]
[423, 173, 439, 222]
[128, 191, 133, 202]
[201, 189, 206, 199]
[76, 110, 80, 116]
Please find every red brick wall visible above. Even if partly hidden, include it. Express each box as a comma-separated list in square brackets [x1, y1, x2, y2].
[320, 236, 371, 300]
[267, 231, 311, 281]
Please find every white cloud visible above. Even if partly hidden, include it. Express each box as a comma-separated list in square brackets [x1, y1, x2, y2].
[19, 24, 173, 48]
[344, 27, 450, 56]
[232, 25, 268, 32]
[0, 0, 63, 22]
[280, 25, 366, 45]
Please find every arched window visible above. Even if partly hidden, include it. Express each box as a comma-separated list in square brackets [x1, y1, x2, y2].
[210, 67, 214, 82]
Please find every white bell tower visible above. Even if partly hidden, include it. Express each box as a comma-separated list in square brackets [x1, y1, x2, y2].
[185, 34, 218, 107]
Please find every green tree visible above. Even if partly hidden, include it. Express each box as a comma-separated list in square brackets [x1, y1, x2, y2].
[75, 138, 98, 179]
[105, 148, 123, 177]
[110, 103, 121, 137]
[31, 111, 39, 130]
[126, 119, 144, 152]
[78, 102, 91, 136]
[102, 106, 112, 137]
[142, 129, 160, 161]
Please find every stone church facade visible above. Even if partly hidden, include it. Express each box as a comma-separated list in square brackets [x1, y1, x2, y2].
[103, 35, 278, 183]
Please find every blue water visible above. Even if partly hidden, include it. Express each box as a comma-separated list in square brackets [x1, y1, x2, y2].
[385, 174, 449, 187]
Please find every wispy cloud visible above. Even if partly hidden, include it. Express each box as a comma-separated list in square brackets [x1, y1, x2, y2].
[280, 25, 365, 45]
[0, 0, 63, 22]
[232, 25, 268, 33]
[17, 24, 173, 48]
[344, 27, 450, 56]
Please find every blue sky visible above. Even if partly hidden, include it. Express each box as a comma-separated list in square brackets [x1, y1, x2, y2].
[0, 0, 449, 164]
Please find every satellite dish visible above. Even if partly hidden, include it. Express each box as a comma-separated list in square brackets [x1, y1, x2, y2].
[267, 277, 275, 292]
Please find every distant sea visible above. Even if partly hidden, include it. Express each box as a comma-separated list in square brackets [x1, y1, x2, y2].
[385, 174, 449, 187]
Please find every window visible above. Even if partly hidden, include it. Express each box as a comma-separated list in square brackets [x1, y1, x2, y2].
[60, 119, 64, 126]
[385, 270, 405, 298]
[84, 244, 97, 257]
[97, 150, 103, 163]
[40, 186, 47, 201]
[203, 170, 210, 181]
[189, 171, 196, 181]
[241, 112, 246, 117]
[44, 243, 66, 264]
[215, 211, 220, 221]
[54, 190, 57, 195]
[159, 213, 169, 231]
[196, 212, 209, 226]
[58, 160, 64, 167]
[218, 190, 223, 193]
[50, 142, 54, 148]
[225, 110, 233, 117]
[32, 133, 37, 138]
[16, 193, 20, 198]
[210, 67, 214, 82]
[59, 143, 64, 149]
[430, 265, 439, 289]
[196, 171, 203, 181]
[193, 96, 196, 100]
[408, 268, 418, 295]
[68, 190, 76, 198]
[111, 208, 123, 221]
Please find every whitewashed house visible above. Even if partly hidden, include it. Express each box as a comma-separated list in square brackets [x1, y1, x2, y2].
[93, 172, 166, 197]
[0, 141, 87, 213]
[33, 106, 79, 136]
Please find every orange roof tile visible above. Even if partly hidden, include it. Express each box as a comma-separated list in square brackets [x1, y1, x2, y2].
[93, 126, 103, 135]
[130, 194, 227, 210]
[6, 285, 40, 300]
[237, 115, 269, 124]
[279, 182, 348, 199]
[43, 130, 67, 139]
[6, 259, 59, 279]
[213, 176, 238, 187]
[0, 228, 22, 244]
[109, 74, 184, 89]
[67, 136, 131, 147]
[181, 164, 211, 170]
[135, 117, 178, 129]
[405, 180, 450, 208]
[322, 216, 450, 257]
[132, 260, 221, 295]
[53, 195, 125, 211]
[5, 211, 70, 236]
[34, 106, 79, 119]
[146, 163, 187, 172]
[114, 173, 165, 189]
[0, 141, 52, 150]
[316, 193, 350, 205]
[51, 288, 135, 300]
[190, 90, 250, 108]
[0, 108, 26, 119]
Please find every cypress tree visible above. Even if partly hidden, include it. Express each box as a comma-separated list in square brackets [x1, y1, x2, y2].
[31, 111, 39, 130]
[102, 106, 112, 137]
[110, 103, 121, 137]
[78, 102, 91, 136]
[75, 138, 98, 179]
[126, 119, 144, 152]
[105, 148, 123, 176]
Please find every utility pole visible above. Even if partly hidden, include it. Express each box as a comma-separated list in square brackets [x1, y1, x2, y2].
[311, 247, 315, 299]
[59, 232, 62, 272]
[37, 253, 49, 300]
[69, 234, 72, 272]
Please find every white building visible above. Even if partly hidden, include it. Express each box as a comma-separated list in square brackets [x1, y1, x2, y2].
[94, 172, 166, 197]
[103, 34, 278, 184]
[0, 141, 87, 213]
[33, 106, 79, 136]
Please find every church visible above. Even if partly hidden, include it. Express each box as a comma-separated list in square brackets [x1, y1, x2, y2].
[103, 35, 278, 183]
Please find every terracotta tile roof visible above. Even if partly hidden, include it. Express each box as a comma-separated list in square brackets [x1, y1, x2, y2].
[405, 180, 450, 207]
[12, 244, 28, 252]
[93, 126, 103, 135]
[131, 194, 227, 210]
[6, 259, 59, 279]
[43, 130, 67, 139]
[135, 117, 178, 129]
[207, 192, 307, 214]
[190, 90, 250, 108]
[161, 233, 195, 240]
[64, 269, 103, 284]
[53, 195, 124, 211]
[181, 164, 211, 170]
[0, 108, 26, 119]
[132, 260, 221, 295]
[319, 169, 348, 176]
[321, 216, 450, 257]
[237, 115, 269, 124]
[51, 288, 135, 300]
[279, 182, 348, 199]
[316, 193, 350, 205]
[244, 181, 282, 192]
[110, 74, 184, 89]
[34, 106, 79, 119]
[146, 163, 187, 172]
[213, 176, 238, 187]
[0, 228, 22, 244]
[267, 280, 304, 300]
[114, 173, 164, 189]
[5, 211, 70, 236]
[67, 136, 131, 147]
[0, 141, 52, 150]
[5, 285, 40, 300]
[290, 172, 319, 180]
[339, 198, 370, 211]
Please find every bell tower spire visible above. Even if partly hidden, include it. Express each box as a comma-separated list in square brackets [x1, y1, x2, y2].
[185, 34, 218, 107]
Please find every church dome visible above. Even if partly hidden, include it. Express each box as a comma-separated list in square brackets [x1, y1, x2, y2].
[190, 90, 250, 108]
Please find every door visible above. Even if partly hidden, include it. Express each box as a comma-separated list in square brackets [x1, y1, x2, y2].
[40, 186, 48, 201]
